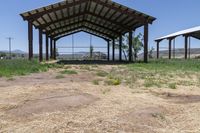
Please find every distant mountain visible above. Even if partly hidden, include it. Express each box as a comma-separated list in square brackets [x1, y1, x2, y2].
[0, 49, 26, 54]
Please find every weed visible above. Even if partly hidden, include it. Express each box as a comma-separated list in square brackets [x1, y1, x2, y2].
[105, 78, 121, 86]
[96, 70, 108, 77]
[60, 70, 77, 75]
[92, 80, 100, 85]
[168, 83, 177, 89]
[55, 75, 65, 79]
[7, 77, 15, 81]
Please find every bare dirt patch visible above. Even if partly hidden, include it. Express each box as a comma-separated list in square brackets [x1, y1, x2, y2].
[152, 91, 200, 104]
[7, 93, 98, 117]
[1, 65, 200, 132]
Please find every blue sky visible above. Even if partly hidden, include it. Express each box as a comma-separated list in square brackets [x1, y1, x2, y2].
[0, 0, 200, 53]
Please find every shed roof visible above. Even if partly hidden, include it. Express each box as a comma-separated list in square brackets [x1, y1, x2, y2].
[155, 26, 200, 42]
[21, 0, 156, 40]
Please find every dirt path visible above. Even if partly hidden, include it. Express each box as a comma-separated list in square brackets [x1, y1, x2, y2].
[0, 65, 200, 133]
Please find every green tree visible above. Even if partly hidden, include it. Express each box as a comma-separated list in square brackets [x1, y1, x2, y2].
[124, 33, 144, 61]
[132, 33, 144, 61]
[114, 33, 144, 61]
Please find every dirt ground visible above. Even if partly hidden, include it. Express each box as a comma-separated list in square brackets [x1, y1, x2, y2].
[0, 65, 200, 133]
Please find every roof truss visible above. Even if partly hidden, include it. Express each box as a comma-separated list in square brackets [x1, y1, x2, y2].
[21, 0, 156, 40]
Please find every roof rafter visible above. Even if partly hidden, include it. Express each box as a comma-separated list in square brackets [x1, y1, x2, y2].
[93, 0, 154, 24]
[51, 25, 114, 39]
[54, 29, 110, 41]
[46, 20, 121, 36]
[21, 0, 88, 21]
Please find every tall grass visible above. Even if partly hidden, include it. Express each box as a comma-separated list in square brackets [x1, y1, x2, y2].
[125, 59, 200, 88]
[128, 59, 200, 72]
[0, 59, 49, 77]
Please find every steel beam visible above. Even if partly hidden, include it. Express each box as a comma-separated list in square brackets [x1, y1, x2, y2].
[144, 23, 148, 63]
[50, 38, 53, 59]
[53, 40, 56, 60]
[168, 39, 172, 59]
[28, 21, 33, 60]
[112, 39, 115, 61]
[129, 31, 133, 62]
[39, 29, 43, 62]
[107, 40, 110, 61]
[46, 34, 49, 61]
[185, 36, 188, 59]
[119, 35, 122, 61]
[156, 41, 159, 59]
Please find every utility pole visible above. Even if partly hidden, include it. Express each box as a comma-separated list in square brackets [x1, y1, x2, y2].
[6, 37, 14, 59]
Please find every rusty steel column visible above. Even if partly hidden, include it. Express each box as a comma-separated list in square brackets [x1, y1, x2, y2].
[119, 35, 122, 61]
[185, 35, 188, 59]
[129, 31, 133, 62]
[107, 40, 110, 61]
[39, 29, 43, 62]
[156, 41, 160, 59]
[28, 21, 33, 60]
[46, 35, 49, 61]
[144, 23, 149, 63]
[112, 39, 115, 61]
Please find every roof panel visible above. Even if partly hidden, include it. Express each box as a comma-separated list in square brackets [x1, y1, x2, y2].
[155, 26, 200, 41]
[21, 0, 155, 39]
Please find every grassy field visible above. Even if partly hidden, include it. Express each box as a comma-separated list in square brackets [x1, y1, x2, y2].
[125, 59, 200, 89]
[0, 59, 50, 77]
[0, 59, 200, 88]
[1, 59, 200, 132]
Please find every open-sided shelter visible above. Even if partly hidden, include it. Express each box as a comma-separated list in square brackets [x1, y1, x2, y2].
[155, 26, 200, 59]
[20, 0, 156, 62]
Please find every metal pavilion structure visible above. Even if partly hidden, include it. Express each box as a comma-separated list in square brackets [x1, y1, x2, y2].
[20, 0, 156, 63]
[155, 26, 200, 59]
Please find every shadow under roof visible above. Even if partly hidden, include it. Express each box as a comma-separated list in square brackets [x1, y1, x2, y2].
[21, 0, 156, 40]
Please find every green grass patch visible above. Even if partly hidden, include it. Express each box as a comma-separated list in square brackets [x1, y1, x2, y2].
[168, 83, 177, 89]
[60, 70, 78, 75]
[92, 80, 100, 85]
[126, 59, 200, 88]
[105, 78, 121, 86]
[96, 70, 108, 77]
[0, 59, 49, 77]
[127, 59, 200, 73]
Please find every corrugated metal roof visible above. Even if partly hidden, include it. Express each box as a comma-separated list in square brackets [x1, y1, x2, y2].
[155, 26, 200, 41]
[20, 0, 156, 40]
